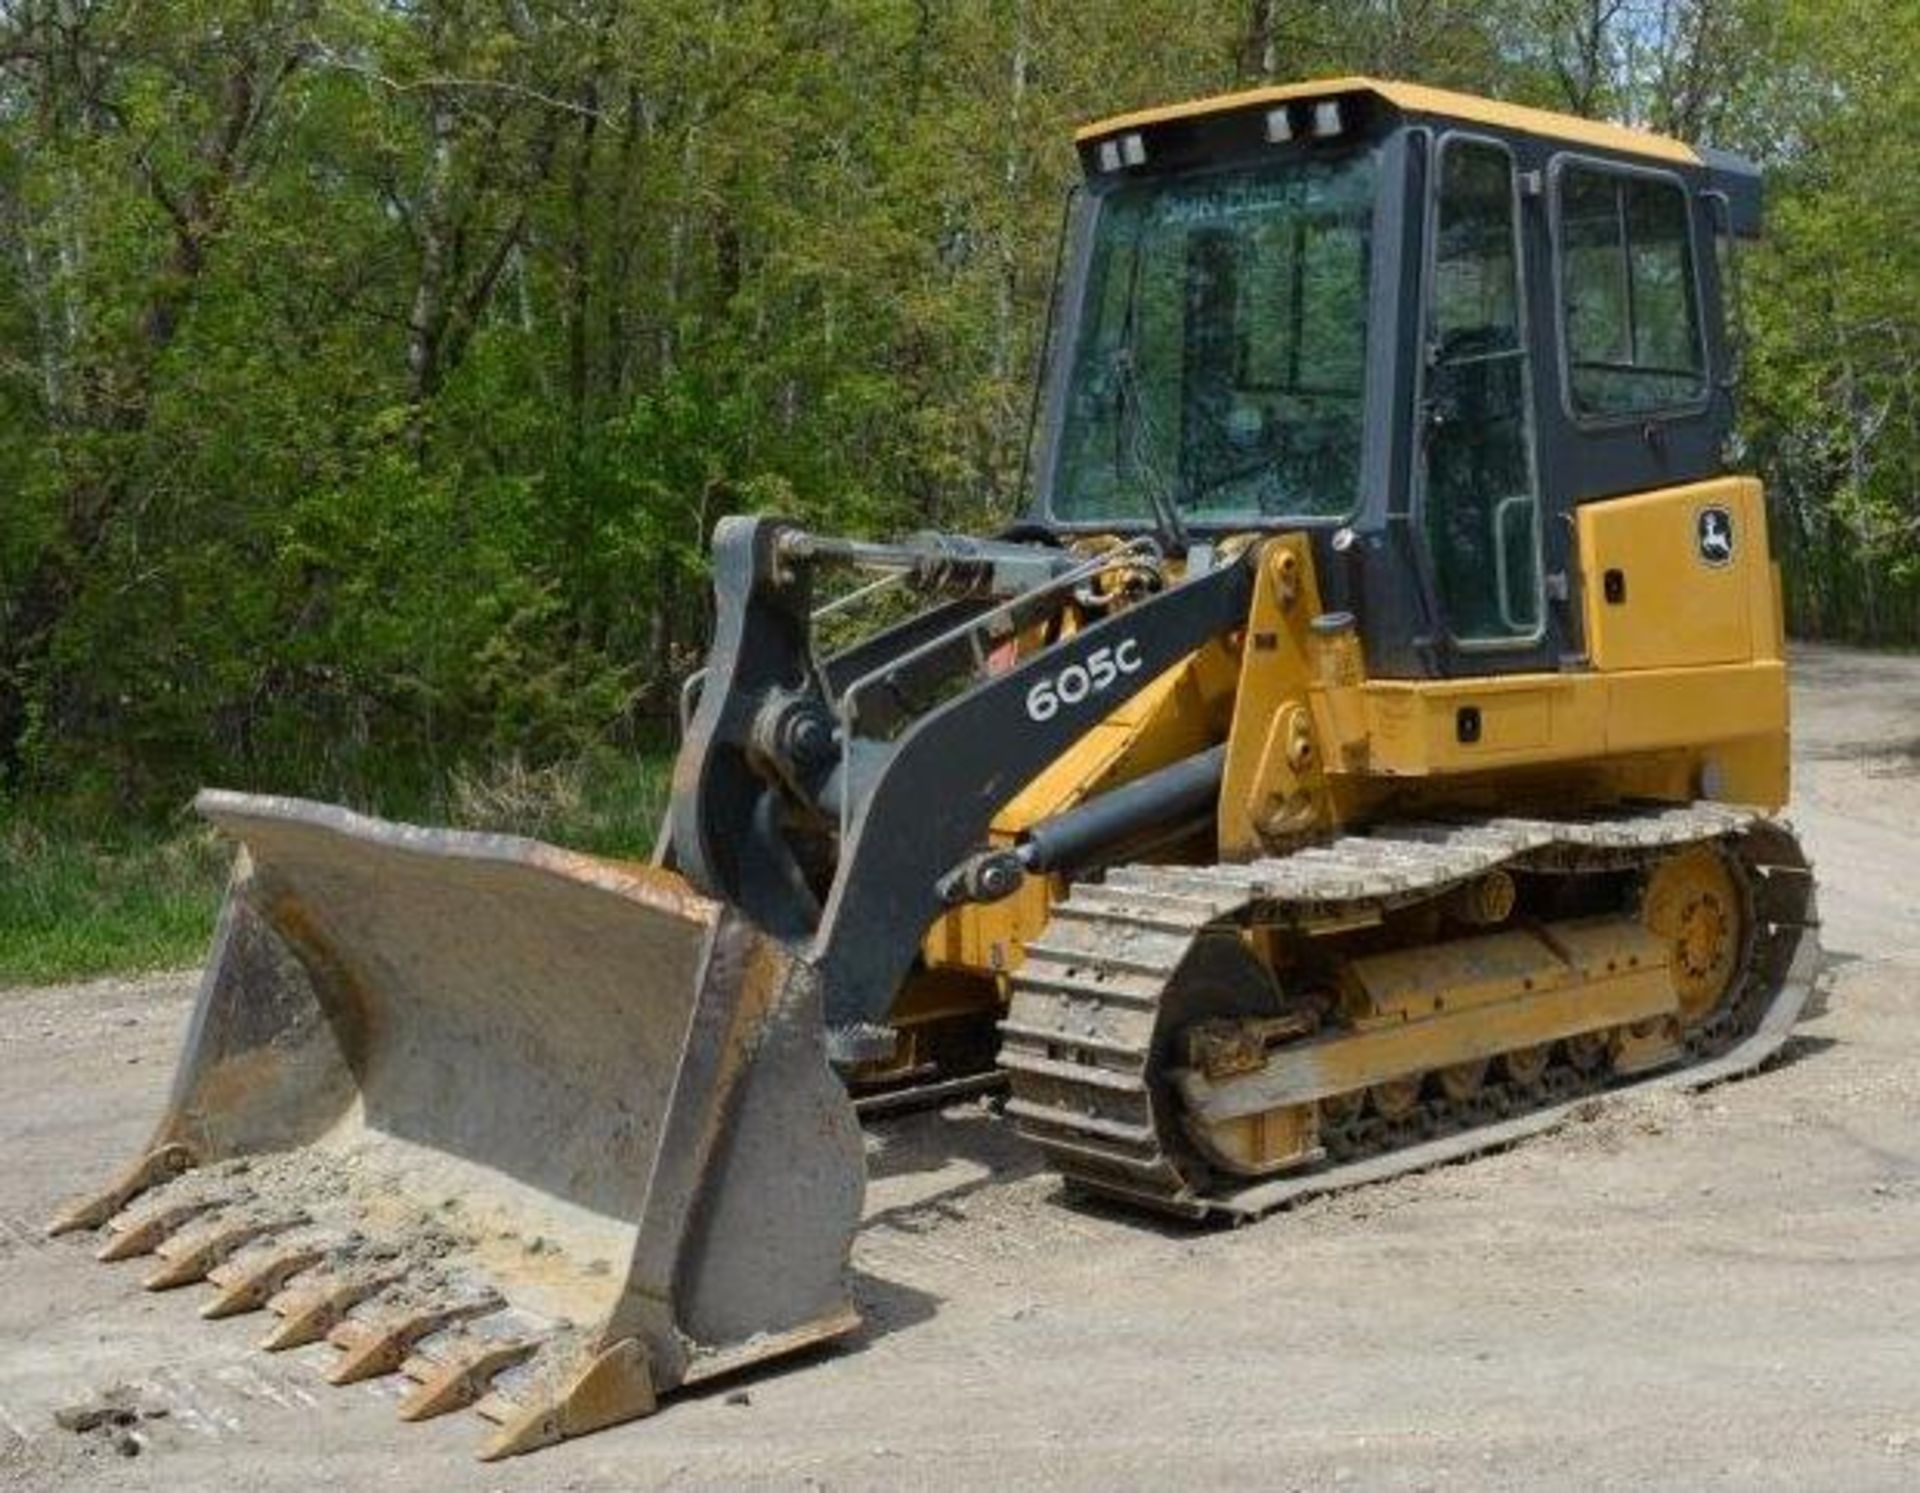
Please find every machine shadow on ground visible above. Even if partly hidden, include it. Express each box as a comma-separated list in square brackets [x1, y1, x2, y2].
[861, 1101, 1038, 1185]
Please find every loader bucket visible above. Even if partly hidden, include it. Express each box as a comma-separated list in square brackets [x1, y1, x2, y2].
[47, 791, 865, 1458]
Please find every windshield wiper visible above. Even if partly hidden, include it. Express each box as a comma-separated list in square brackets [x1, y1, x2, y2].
[1109, 346, 1190, 555]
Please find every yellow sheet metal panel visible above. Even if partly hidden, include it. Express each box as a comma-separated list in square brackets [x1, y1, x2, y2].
[991, 639, 1237, 839]
[1076, 76, 1700, 165]
[1346, 661, 1783, 783]
[919, 872, 1053, 975]
[1357, 673, 1603, 775]
[1346, 926, 1577, 1027]
[1767, 562, 1787, 662]
[1605, 661, 1787, 755]
[1218, 536, 1333, 855]
[1177, 917, 1675, 1120]
[1577, 478, 1765, 672]
[1688, 730, 1788, 810]
[927, 635, 1237, 979]
[1471, 690, 1551, 752]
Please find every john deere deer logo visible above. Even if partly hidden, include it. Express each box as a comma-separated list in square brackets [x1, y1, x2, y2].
[1697, 506, 1735, 568]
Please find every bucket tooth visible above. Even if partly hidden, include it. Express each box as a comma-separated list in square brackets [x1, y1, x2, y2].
[472, 1389, 515, 1424]
[96, 1198, 222, 1262]
[47, 1144, 196, 1237]
[477, 1339, 657, 1461]
[326, 1294, 505, 1386]
[144, 1213, 307, 1291]
[260, 1271, 402, 1351]
[396, 1336, 539, 1421]
[201, 1241, 330, 1320]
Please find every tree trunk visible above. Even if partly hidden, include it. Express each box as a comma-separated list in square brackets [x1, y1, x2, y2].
[567, 91, 601, 428]
[989, 0, 1031, 507]
[406, 94, 456, 438]
[1247, 0, 1281, 81]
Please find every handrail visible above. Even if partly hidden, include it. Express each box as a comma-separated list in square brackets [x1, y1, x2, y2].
[1492, 493, 1536, 635]
[676, 570, 908, 731]
[834, 537, 1164, 837]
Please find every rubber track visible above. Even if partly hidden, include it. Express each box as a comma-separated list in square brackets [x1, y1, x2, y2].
[998, 804, 1820, 1220]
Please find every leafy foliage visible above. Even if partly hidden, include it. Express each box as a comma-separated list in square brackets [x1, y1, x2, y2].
[0, 0, 1915, 829]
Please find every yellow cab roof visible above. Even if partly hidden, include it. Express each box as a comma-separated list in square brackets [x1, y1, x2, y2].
[1076, 76, 1700, 166]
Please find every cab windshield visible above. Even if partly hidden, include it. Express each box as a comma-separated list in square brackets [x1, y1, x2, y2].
[1048, 149, 1378, 528]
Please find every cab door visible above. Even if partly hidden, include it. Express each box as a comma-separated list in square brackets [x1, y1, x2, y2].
[1416, 134, 1555, 672]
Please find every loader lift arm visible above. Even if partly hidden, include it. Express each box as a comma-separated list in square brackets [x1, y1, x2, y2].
[670, 515, 1256, 1058]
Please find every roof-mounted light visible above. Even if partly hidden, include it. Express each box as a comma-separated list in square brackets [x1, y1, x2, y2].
[1095, 131, 1148, 173]
[1310, 100, 1345, 138]
[1264, 107, 1293, 144]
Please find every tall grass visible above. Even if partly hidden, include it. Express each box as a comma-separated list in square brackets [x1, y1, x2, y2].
[0, 750, 676, 988]
[442, 748, 673, 857]
[0, 820, 229, 986]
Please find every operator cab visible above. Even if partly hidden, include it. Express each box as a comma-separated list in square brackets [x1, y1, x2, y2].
[1024, 78, 1763, 679]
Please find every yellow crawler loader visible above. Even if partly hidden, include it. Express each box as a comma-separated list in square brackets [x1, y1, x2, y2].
[51, 78, 1819, 1456]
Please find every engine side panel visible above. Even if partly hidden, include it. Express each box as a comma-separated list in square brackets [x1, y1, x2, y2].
[1577, 476, 1775, 672]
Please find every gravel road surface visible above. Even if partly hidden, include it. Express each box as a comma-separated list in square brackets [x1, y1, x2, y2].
[3, 643, 1916, 1490]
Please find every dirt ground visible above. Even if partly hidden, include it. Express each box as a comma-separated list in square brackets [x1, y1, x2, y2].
[3, 642, 1917, 1491]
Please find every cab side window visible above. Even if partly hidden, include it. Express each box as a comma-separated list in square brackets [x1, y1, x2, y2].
[1557, 164, 1707, 417]
[1423, 138, 1542, 644]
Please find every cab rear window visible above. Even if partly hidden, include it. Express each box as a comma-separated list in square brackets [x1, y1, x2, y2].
[1556, 163, 1707, 418]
